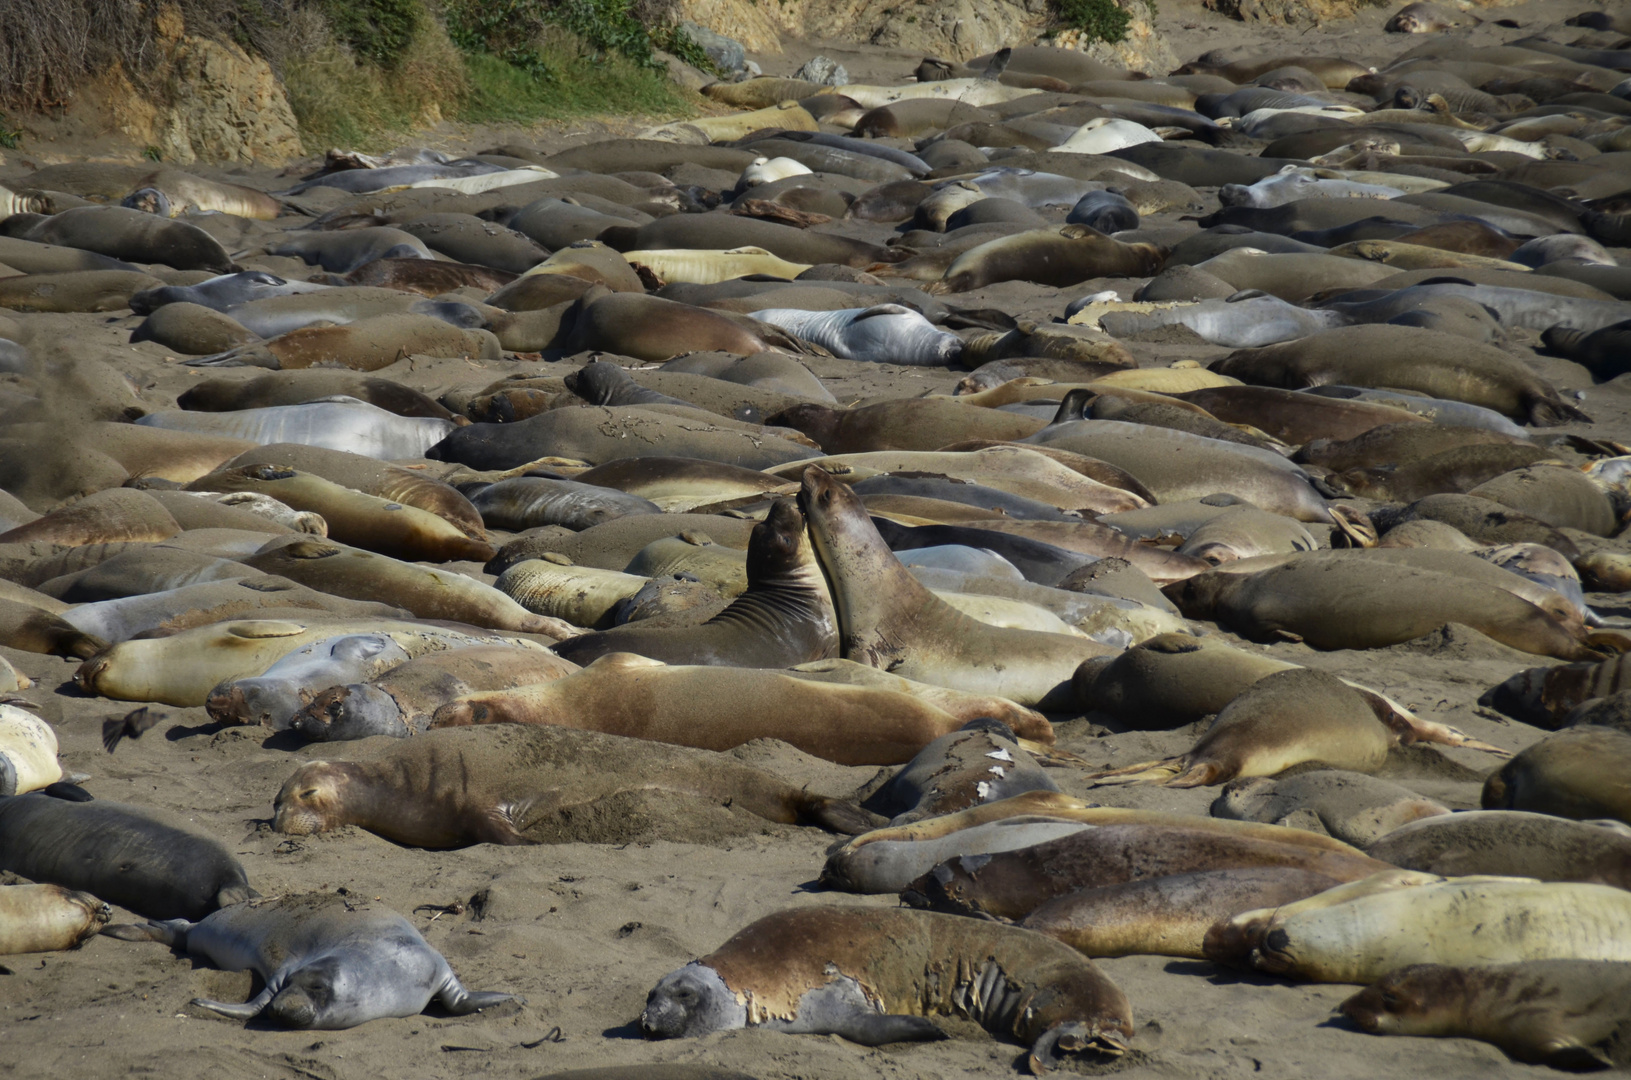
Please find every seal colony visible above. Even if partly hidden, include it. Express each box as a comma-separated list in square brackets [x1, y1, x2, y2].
[4, 5, 1631, 1078]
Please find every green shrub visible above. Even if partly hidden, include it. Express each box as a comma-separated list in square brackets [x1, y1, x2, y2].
[1056, 0, 1132, 42]
[318, 0, 421, 66]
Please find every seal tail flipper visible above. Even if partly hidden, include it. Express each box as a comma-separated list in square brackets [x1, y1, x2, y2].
[1528, 396, 1592, 427]
[183, 344, 281, 369]
[1030, 1022, 1129, 1074]
[1082, 757, 1185, 785]
[1345, 683, 1512, 756]
[100, 918, 191, 947]
[796, 794, 887, 835]
[192, 988, 276, 1020]
[978, 47, 1013, 80]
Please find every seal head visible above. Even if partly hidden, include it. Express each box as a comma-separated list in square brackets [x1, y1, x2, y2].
[640, 963, 747, 1038]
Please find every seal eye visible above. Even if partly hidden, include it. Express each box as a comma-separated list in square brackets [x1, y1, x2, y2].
[300, 788, 319, 800]
[1381, 991, 1402, 1010]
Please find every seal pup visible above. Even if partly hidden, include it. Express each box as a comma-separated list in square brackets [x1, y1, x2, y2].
[205, 633, 414, 730]
[0, 787, 256, 919]
[273, 724, 880, 846]
[551, 499, 837, 667]
[1213, 771, 1449, 846]
[1482, 726, 1631, 825]
[798, 466, 1111, 709]
[1341, 961, 1631, 1068]
[639, 906, 1134, 1071]
[0, 885, 109, 955]
[864, 718, 1060, 825]
[106, 893, 517, 1029]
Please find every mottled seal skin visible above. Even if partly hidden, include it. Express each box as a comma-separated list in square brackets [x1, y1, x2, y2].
[930, 225, 1167, 294]
[865, 719, 1060, 826]
[551, 499, 837, 668]
[1213, 771, 1449, 846]
[904, 822, 1391, 921]
[0, 787, 256, 919]
[640, 906, 1134, 1072]
[1482, 726, 1631, 825]
[0, 884, 109, 955]
[205, 633, 414, 730]
[1366, 810, 1631, 890]
[273, 724, 879, 846]
[1341, 961, 1631, 1068]
[1074, 633, 1296, 728]
[468, 475, 661, 532]
[820, 817, 1095, 895]
[4, 205, 236, 272]
[106, 893, 517, 1029]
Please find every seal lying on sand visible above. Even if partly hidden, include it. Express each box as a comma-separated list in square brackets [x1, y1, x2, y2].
[105, 893, 517, 1029]
[640, 906, 1134, 1072]
[0, 884, 108, 955]
[272, 724, 879, 846]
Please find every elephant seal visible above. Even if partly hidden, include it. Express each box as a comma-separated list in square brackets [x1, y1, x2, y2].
[0, 884, 108, 955]
[0, 704, 60, 796]
[272, 724, 879, 845]
[429, 652, 1050, 765]
[291, 644, 579, 742]
[185, 314, 502, 372]
[179, 372, 457, 421]
[1212, 325, 1590, 426]
[0, 269, 165, 313]
[865, 719, 1059, 826]
[1341, 961, 1631, 1068]
[1213, 771, 1450, 846]
[799, 466, 1111, 709]
[205, 633, 414, 730]
[639, 906, 1134, 1071]
[495, 560, 651, 629]
[551, 499, 837, 668]
[468, 476, 661, 532]
[1232, 877, 1631, 983]
[1020, 867, 1345, 960]
[106, 893, 516, 1028]
[563, 293, 770, 361]
[5, 205, 235, 272]
[129, 270, 329, 315]
[0, 488, 181, 547]
[263, 227, 433, 272]
[0, 598, 109, 659]
[1366, 811, 1631, 890]
[929, 225, 1166, 294]
[1073, 633, 1297, 728]
[905, 822, 1391, 921]
[820, 817, 1096, 895]
[1087, 669, 1396, 788]
[771, 399, 1043, 454]
[1165, 553, 1603, 660]
[749, 305, 963, 365]
[0, 787, 256, 919]
[1482, 726, 1631, 825]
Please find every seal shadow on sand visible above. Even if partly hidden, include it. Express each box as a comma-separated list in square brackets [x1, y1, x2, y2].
[1163, 958, 1288, 989]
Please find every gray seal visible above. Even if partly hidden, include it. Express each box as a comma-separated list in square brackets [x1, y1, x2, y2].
[105, 892, 518, 1028]
[749, 304, 963, 365]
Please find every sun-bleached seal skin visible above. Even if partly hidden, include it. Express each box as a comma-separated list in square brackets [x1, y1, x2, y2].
[640, 906, 1134, 1072]
[205, 633, 414, 730]
[821, 818, 1096, 895]
[496, 560, 651, 629]
[1020, 867, 1345, 960]
[0, 488, 181, 547]
[1340, 961, 1631, 1068]
[866, 719, 1060, 826]
[0, 788, 255, 919]
[1366, 811, 1631, 890]
[1240, 877, 1631, 983]
[143, 398, 457, 459]
[468, 476, 661, 532]
[1482, 726, 1631, 826]
[1213, 771, 1450, 847]
[749, 304, 963, 365]
[57, 576, 406, 643]
[799, 466, 1110, 709]
[903, 822, 1392, 921]
[273, 724, 877, 845]
[0, 706, 59, 796]
[428, 651, 1047, 765]
[0, 884, 108, 955]
[242, 538, 568, 636]
[1165, 553, 1602, 660]
[105, 893, 517, 1029]
[1212, 325, 1590, 426]
[551, 499, 836, 667]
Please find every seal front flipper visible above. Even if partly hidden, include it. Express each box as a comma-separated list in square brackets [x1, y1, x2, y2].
[435, 982, 524, 1015]
[100, 917, 190, 945]
[794, 794, 886, 835]
[787, 1010, 947, 1045]
[1030, 1021, 1129, 1073]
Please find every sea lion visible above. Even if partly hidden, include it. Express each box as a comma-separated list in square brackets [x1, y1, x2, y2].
[188, 464, 492, 562]
[1165, 553, 1601, 660]
[204, 633, 414, 730]
[106, 893, 516, 1028]
[639, 906, 1135, 1071]
[0, 884, 108, 955]
[904, 822, 1392, 921]
[929, 225, 1166, 294]
[1340, 961, 1631, 1068]
[0, 706, 60, 797]
[1213, 771, 1450, 846]
[799, 466, 1110, 709]
[241, 538, 568, 636]
[1212, 325, 1590, 426]
[1020, 868, 1346, 960]
[1367, 811, 1631, 890]
[1235, 877, 1631, 982]
[1482, 726, 1631, 825]
[0, 787, 255, 919]
[76, 617, 550, 707]
[551, 499, 836, 667]
[429, 652, 1050, 765]
[272, 724, 878, 845]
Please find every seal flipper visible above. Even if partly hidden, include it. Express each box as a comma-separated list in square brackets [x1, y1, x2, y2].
[42, 781, 94, 802]
[792, 1011, 947, 1046]
[192, 987, 277, 1020]
[1029, 1021, 1129, 1073]
[100, 918, 191, 946]
[794, 794, 887, 835]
